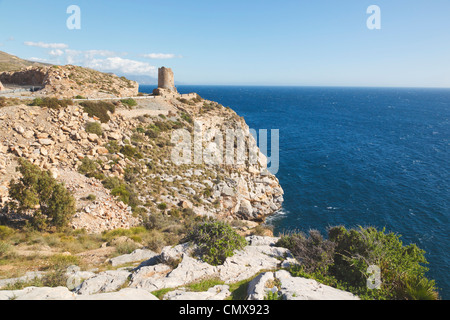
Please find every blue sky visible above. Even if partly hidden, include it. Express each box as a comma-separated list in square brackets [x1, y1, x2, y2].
[0, 0, 449, 87]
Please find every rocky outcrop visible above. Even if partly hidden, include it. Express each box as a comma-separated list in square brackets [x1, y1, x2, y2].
[247, 270, 359, 300]
[0, 287, 158, 300]
[0, 65, 138, 98]
[1, 92, 282, 231]
[0, 236, 359, 300]
[108, 249, 158, 267]
[0, 80, 4, 91]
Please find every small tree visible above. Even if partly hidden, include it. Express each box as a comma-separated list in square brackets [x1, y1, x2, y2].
[186, 221, 247, 266]
[8, 159, 76, 231]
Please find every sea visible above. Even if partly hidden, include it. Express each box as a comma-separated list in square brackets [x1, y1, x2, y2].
[140, 85, 450, 299]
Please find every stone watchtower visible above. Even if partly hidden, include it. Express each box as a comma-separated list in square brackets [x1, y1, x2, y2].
[153, 67, 177, 95]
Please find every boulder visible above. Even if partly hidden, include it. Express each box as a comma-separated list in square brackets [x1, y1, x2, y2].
[109, 249, 158, 267]
[129, 264, 172, 291]
[0, 271, 45, 289]
[0, 287, 76, 300]
[274, 270, 359, 300]
[75, 270, 131, 295]
[163, 285, 231, 300]
[217, 245, 289, 283]
[159, 242, 195, 264]
[162, 254, 217, 289]
[237, 199, 253, 219]
[75, 288, 159, 300]
[247, 272, 275, 300]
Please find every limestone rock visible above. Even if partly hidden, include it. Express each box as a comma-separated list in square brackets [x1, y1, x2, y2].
[75, 288, 159, 300]
[109, 249, 158, 267]
[0, 287, 76, 300]
[163, 285, 231, 300]
[75, 270, 131, 295]
[247, 272, 275, 300]
[129, 264, 172, 291]
[0, 271, 45, 289]
[274, 270, 359, 300]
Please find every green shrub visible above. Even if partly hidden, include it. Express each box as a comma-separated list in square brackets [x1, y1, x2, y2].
[157, 203, 167, 211]
[86, 194, 96, 201]
[180, 112, 193, 124]
[278, 226, 439, 300]
[105, 141, 120, 153]
[120, 145, 138, 158]
[80, 101, 115, 123]
[8, 159, 76, 231]
[121, 98, 137, 107]
[102, 176, 122, 190]
[74, 95, 86, 99]
[30, 97, 73, 109]
[85, 122, 103, 135]
[145, 128, 159, 139]
[186, 221, 246, 266]
[0, 241, 11, 257]
[276, 229, 335, 274]
[77, 157, 103, 179]
[0, 225, 15, 240]
[328, 226, 436, 299]
[111, 184, 130, 204]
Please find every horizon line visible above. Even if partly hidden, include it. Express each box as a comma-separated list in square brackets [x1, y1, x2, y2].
[141, 84, 450, 90]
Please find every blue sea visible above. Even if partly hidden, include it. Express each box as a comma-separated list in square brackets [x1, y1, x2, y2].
[140, 85, 450, 299]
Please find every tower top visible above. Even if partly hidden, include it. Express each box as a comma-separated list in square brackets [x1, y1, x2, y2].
[157, 67, 175, 91]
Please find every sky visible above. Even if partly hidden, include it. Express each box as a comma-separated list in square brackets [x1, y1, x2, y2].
[0, 0, 449, 87]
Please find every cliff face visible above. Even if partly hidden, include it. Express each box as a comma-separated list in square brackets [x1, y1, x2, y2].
[0, 65, 139, 98]
[0, 93, 283, 233]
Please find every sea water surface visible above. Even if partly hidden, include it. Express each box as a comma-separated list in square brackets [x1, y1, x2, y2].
[140, 85, 450, 298]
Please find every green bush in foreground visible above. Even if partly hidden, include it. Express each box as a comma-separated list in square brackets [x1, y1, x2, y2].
[79, 101, 115, 123]
[186, 221, 246, 266]
[277, 226, 439, 300]
[8, 159, 76, 231]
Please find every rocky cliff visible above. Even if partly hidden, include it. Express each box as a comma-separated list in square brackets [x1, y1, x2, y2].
[0, 93, 282, 233]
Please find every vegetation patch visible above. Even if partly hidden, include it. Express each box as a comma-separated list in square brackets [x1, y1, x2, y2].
[79, 101, 115, 123]
[30, 97, 73, 109]
[277, 226, 439, 300]
[8, 159, 76, 231]
[85, 122, 102, 136]
[121, 98, 137, 108]
[186, 221, 246, 266]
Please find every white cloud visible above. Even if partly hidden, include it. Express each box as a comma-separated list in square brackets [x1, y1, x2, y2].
[141, 53, 181, 59]
[85, 57, 157, 76]
[49, 49, 64, 57]
[27, 57, 55, 63]
[24, 41, 69, 49]
[23, 45, 156, 76]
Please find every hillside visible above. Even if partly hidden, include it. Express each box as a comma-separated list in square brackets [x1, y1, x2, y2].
[0, 51, 50, 72]
[0, 94, 283, 233]
[0, 64, 139, 98]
